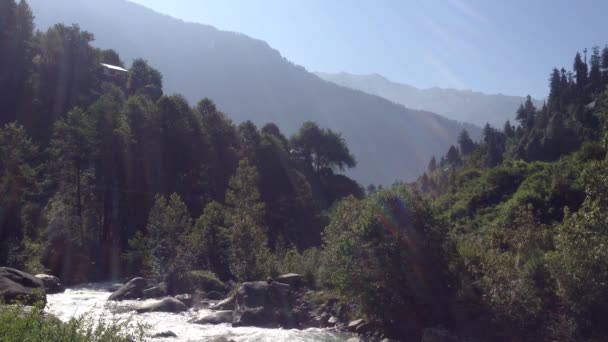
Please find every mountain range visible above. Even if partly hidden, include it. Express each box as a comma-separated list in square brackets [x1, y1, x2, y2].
[28, 0, 479, 185]
[315, 72, 544, 128]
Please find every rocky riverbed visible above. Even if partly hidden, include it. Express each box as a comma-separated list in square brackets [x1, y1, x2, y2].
[44, 282, 355, 341]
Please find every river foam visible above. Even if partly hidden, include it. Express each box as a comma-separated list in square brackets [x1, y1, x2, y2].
[45, 283, 351, 341]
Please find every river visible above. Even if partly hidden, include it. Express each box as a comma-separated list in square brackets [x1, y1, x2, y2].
[45, 283, 353, 342]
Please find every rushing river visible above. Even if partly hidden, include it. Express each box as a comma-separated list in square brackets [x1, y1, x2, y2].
[45, 283, 353, 342]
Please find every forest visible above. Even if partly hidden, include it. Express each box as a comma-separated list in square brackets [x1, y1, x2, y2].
[3, 1, 608, 341]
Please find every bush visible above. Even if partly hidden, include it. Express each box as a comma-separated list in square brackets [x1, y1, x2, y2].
[0, 304, 147, 342]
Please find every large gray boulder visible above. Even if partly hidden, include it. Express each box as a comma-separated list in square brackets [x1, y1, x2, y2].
[142, 282, 167, 299]
[135, 297, 187, 313]
[190, 310, 233, 325]
[0, 267, 46, 305]
[232, 281, 299, 328]
[210, 295, 235, 311]
[108, 277, 146, 301]
[35, 274, 65, 294]
[276, 273, 305, 287]
[175, 294, 193, 307]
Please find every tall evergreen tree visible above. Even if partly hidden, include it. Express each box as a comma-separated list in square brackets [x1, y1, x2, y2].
[428, 156, 437, 173]
[601, 46, 608, 88]
[457, 129, 475, 155]
[589, 46, 602, 94]
[574, 52, 589, 100]
[225, 158, 272, 281]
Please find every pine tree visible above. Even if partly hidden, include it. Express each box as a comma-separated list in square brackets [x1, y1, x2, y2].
[548, 68, 561, 111]
[49, 107, 96, 247]
[146, 193, 192, 280]
[457, 129, 475, 155]
[0, 122, 39, 267]
[589, 46, 602, 94]
[574, 52, 589, 100]
[428, 156, 437, 173]
[503, 120, 514, 138]
[226, 158, 272, 281]
[601, 46, 608, 89]
[445, 145, 461, 166]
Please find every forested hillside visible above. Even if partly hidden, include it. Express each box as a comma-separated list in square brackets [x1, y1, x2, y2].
[409, 45, 608, 340]
[5, 1, 608, 341]
[0, 1, 363, 285]
[25, 0, 479, 185]
[316, 71, 544, 127]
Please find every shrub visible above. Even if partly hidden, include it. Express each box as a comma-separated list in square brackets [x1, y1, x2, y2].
[0, 304, 147, 342]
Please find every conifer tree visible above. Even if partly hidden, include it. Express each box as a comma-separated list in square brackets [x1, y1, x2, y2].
[225, 158, 272, 281]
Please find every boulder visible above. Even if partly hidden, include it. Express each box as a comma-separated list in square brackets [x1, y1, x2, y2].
[142, 282, 167, 299]
[211, 295, 235, 310]
[232, 281, 298, 328]
[107, 283, 124, 292]
[190, 310, 233, 325]
[276, 273, 305, 287]
[35, 274, 65, 294]
[328, 316, 339, 325]
[421, 328, 460, 342]
[347, 319, 366, 332]
[175, 294, 193, 307]
[206, 291, 224, 300]
[135, 297, 187, 313]
[0, 267, 46, 305]
[108, 277, 146, 301]
[152, 331, 177, 338]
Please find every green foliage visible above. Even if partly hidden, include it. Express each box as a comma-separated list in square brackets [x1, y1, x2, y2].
[549, 161, 608, 338]
[130, 193, 192, 282]
[321, 187, 451, 336]
[290, 121, 356, 172]
[226, 159, 272, 281]
[184, 201, 231, 280]
[0, 304, 147, 342]
[277, 247, 321, 287]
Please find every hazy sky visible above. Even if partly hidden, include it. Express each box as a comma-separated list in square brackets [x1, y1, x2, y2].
[128, 0, 608, 99]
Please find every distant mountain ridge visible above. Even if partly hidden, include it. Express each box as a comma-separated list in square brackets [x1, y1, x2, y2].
[315, 72, 544, 128]
[28, 0, 480, 185]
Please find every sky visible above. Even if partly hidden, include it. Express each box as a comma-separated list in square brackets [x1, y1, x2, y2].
[128, 0, 608, 99]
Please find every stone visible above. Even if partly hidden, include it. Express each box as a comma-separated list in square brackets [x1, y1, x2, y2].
[142, 282, 167, 299]
[108, 277, 146, 301]
[35, 274, 65, 294]
[135, 297, 188, 313]
[328, 316, 339, 325]
[0, 267, 46, 306]
[276, 273, 305, 287]
[107, 283, 124, 292]
[232, 281, 298, 328]
[175, 294, 193, 307]
[347, 319, 366, 332]
[210, 295, 235, 310]
[151, 330, 177, 338]
[189, 310, 233, 325]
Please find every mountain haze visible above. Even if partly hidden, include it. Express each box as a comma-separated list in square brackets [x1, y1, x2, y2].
[316, 72, 544, 128]
[28, 0, 480, 185]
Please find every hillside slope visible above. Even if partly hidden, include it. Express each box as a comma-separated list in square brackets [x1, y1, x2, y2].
[316, 72, 543, 128]
[28, 0, 479, 185]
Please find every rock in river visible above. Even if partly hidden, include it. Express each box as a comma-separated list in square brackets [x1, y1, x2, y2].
[108, 277, 146, 301]
[35, 274, 65, 294]
[0, 267, 46, 306]
[136, 297, 188, 313]
[190, 310, 233, 325]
